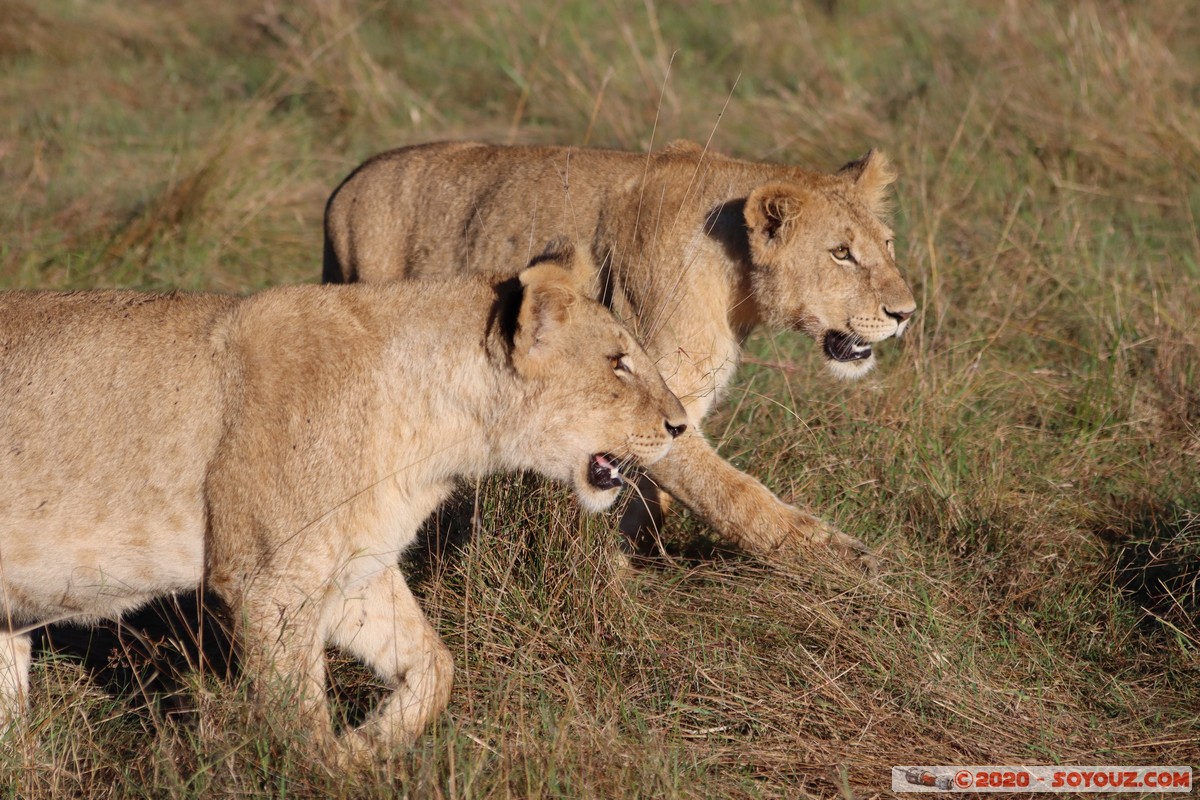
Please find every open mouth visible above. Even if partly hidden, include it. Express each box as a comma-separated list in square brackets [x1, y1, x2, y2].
[823, 330, 873, 363]
[587, 453, 627, 491]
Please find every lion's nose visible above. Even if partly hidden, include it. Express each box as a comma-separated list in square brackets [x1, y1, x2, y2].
[665, 420, 687, 439]
[884, 305, 914, 324]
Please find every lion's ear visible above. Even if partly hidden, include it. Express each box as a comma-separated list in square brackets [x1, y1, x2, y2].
[512, 261, 580, 372]
[837, 149, 897, 219]
[744, 183, 808, 259]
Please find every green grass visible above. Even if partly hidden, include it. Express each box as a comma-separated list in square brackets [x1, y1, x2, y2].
[2, 0, 1198, 797]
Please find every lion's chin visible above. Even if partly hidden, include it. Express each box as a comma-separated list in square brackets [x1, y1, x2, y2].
[574, 482, 622, 513]
[824, 351, 877, 381]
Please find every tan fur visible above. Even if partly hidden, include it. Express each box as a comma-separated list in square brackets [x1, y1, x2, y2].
[0, 245, 687, 758]
[323, 140, 916, 568]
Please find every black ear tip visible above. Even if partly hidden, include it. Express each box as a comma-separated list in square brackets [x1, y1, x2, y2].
[528, 237, 575, 268]
[837, 151, 872, 178]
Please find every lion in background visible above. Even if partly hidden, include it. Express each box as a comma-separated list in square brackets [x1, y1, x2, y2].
[0, 244, 686, 758]
[323, 139, 916, 569]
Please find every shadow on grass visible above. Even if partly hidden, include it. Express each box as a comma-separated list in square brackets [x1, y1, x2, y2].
[31, 591, 237, 721]
[1101, 499, 1200, 638]
[31, 591, 392, 731]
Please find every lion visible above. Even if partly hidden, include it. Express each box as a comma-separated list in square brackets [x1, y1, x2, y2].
[322, 140, 916, 569]
[0, 243, 687, 758]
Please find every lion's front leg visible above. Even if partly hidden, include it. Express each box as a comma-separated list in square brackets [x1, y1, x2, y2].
[643, 430, 878, 572]
[224, 584, 334, 743]
[0, 629, 31, 729]
[327, 565, 453, 760]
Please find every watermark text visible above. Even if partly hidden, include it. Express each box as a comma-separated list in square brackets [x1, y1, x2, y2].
[892, 766, 1192, 793]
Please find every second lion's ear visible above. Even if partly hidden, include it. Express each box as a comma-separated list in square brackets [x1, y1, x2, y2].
[837, 149, 897, 219]
[744, 183, 808, 260]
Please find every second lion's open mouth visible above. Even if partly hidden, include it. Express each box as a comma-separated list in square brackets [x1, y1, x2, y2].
[823, 330, 873, 363]
[587, 453, 626, 491]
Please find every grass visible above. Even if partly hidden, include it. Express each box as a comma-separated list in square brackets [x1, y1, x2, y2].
[2, 0, 1198, 797]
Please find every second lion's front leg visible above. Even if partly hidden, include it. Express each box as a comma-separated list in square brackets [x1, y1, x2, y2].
[644, 430, 878, 572]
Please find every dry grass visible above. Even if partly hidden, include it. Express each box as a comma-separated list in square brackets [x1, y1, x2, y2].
[1, 0, 1198, 797]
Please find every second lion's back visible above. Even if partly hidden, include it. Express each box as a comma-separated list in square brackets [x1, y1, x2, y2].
[322, 141, 643, 285]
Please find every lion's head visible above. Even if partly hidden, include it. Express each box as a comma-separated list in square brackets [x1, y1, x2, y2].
[742, 150, 916, 379]
[502, 243, 688, 512]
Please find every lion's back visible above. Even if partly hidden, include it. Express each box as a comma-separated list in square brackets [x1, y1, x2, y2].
[0, 291, 235, 622]
[324, 141, 649, 283]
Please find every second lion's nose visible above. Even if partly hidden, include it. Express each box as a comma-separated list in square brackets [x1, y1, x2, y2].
[665, 420, 687, 439]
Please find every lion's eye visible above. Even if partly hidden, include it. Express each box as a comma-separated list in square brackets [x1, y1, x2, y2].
[611, 354, 631, 374]
[885, 239, 895, 257]
[831, 245, 852, 262]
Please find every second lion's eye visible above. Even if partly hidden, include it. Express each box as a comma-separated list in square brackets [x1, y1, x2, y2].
[611, 354, 631, 374]
[831, 245, 852, 261]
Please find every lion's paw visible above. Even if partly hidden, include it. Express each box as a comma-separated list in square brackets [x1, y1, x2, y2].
[780, 508, 879, 575]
